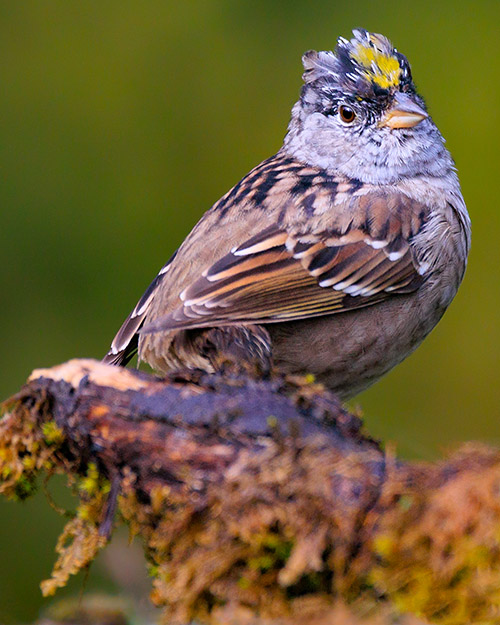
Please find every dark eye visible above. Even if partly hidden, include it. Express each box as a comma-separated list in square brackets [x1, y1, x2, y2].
[339, 105, 356, 124]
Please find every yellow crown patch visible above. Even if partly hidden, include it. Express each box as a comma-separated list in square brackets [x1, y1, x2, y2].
[349, 37, 401, 90]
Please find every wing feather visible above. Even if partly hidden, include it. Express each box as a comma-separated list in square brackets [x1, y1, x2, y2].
[141, 195, 429, 336]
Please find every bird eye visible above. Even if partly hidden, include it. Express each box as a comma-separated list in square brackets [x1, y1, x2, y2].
[339, 105, 356, 124]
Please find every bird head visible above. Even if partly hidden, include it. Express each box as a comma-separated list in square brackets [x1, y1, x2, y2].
[283, 29, 452, 184]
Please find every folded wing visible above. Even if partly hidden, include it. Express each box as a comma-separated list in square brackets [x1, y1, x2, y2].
[142, 193, 430, 334]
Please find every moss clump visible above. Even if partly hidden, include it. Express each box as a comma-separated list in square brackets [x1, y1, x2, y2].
[0, 402, 64, 501]
[0, 396, 111, 596]
[116, 443, 372, 624]
[116, 443, 500, 625]
[41, 463, 111, 596]
[367, 447, 500, 624]
[42, 420, 65, 445]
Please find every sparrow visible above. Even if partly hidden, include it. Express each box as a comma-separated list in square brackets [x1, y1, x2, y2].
[103, 29, 470, 400]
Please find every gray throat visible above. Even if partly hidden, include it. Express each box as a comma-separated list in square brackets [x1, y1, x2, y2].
[281, 101, 456, 186]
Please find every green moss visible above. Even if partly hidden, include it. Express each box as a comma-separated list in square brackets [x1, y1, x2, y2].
[79, 462, 100, 495]
[397, 494, 414, 511]
[249, 554, 275, 571]
[367, 460, 500, 624]
[1, 399, 111, 596]
[237, 576, 251, 589]
[261, 533, 293, 561]
[0, 403, 66, 502]
[41, 465, 112, 596]
[42, 421, 65, 445]
[13, 474, 37, 500]
[266, 415, 278, 428]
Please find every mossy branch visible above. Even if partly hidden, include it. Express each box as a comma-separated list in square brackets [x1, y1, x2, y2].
[1, 359, 500, 625]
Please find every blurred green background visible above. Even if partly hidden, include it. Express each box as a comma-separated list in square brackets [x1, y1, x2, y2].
[1, 1, 499, 622]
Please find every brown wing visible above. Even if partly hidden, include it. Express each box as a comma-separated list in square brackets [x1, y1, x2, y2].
[141, 194, 429, 334]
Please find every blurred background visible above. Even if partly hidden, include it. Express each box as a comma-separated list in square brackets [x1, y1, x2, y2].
[0, 1, 498, 622]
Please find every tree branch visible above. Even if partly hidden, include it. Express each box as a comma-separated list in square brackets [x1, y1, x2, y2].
[1, 359, 499, 625]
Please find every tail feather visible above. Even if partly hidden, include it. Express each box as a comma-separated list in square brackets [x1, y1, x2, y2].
[102, 250, 177, 367]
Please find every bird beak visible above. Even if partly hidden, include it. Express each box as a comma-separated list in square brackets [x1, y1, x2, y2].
[380, 92, 428, 129]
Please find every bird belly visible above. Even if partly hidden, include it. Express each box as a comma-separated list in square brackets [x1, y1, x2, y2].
[267, 285, 452, 400]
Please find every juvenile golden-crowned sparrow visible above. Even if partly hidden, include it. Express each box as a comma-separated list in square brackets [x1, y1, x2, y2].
[104, 29, 470, 400]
